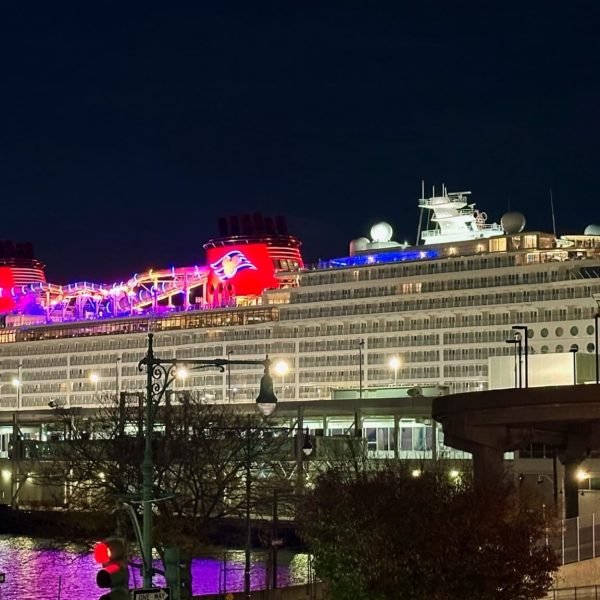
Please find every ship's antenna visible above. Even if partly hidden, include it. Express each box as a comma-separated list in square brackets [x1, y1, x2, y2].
[550, 187, 557, 236]
[416, 180, 425, 244]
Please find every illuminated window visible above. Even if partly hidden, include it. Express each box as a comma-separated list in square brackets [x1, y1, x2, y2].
[489, 238, 507, 252]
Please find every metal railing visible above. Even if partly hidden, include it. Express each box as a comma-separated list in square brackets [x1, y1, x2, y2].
[551, 513, 600, 565]
[545, 585, 600, 600]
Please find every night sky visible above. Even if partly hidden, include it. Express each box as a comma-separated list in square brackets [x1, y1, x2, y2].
[1, 2, 599, 282]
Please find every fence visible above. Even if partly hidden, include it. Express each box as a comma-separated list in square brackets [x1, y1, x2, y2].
[545, 585, 600, 600]
[553, 514, 600, 565]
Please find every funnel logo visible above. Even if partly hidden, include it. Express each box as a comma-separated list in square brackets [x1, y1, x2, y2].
[211, 250, 257, 281]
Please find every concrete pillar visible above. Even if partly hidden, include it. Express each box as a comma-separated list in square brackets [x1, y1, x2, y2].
[431, 421, 438, 461]
[563, 460, 581, 519]
[354, 409, 361, 438]
[472, 444, 505, 486]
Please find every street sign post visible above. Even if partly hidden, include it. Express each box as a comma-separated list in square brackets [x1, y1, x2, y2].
[131, 588, 171, 600]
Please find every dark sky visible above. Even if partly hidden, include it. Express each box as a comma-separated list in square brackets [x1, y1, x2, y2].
[1, 2, 599, 282]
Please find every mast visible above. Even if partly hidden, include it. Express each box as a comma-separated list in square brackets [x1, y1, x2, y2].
[416, 180, 425, 245]
[550, 187, 557, 236]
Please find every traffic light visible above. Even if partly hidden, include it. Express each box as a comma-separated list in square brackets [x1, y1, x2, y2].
[165, 546, 191, 600]
[93, 537, 129, 599]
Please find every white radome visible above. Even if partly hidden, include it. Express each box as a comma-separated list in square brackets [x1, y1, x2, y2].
[370, 221, 393, 243]
[584, 224, 600, 236]
[500, 212, 526, 235]
[349, 237, 370, 254]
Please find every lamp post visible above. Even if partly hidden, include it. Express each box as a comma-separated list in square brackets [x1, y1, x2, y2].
[115, 357, 122, 398]
[595, 309, 600, 385]
[569, 344, 579, 385]
[137, 333, 277, 588]
[89, 372, 100, 396]
[505, 337, 521, 388]
[358, 340, 365, 400]
[273, 360, 289, 400]
[388, 356, 400, 386]
[512, 325, 529, 387]
[12, 362, 22, 409]
[10, 362, 22, 510]
[227, 350, 233, 401]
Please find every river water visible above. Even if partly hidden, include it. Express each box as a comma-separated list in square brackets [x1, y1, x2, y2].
[0, 536, 311, 600]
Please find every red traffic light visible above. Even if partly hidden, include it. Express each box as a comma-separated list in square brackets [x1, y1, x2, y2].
[94, 542, 111, 564]
[94, 537, 129, 592]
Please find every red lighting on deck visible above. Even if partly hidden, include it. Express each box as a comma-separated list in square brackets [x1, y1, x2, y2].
[0, 267, 16, 313]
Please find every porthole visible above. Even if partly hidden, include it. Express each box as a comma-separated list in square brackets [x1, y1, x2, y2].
[541, 328, 548, 338]
[588, 343, 595, 353]
[556, 327, 563, 337]
[541, 345, 549, 354]
[587, 325, 595, 335]
[571, 326, 579, 336]
[556, 344, 564, 353]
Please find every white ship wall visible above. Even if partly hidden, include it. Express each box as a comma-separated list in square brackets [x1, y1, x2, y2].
[488, 353, 598, 390]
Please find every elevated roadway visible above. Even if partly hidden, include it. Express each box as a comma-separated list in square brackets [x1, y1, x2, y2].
[433, 384, 600, 518]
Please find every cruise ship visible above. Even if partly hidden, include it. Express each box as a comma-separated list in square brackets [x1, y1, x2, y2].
[0, 189, 600, 463]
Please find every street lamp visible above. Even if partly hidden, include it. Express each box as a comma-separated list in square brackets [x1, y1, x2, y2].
[12, 362, 22, 410]
[11, 376, 21, 407]
[388, 356, 400, 386]
[512, 325, 529, 388]
[115, 357, 122, 399]
[175, 366, 189, 381]
[594, 296, 600, 385]
[301, 428, 313, 457]
[358, 340, 365, 399]
[89, 372, 100, 395]
[273, 360, 289, 399]
[227, 350, 233, 401]
[569, 344, 579, 385]
[137, 333, 277, 588]
[505, 337, 521, 388]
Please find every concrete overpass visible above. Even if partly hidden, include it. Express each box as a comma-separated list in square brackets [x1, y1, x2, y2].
[432, 384, 600, 518]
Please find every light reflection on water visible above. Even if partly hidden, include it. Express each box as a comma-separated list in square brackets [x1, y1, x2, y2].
[0, 536, 309, 600]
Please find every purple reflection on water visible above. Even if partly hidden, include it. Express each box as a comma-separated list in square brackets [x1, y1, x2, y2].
[0, 536, 309, 600]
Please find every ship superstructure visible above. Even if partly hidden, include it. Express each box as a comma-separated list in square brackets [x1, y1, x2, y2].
[0, 190, 598, 421]
[419, 187, 504, 244]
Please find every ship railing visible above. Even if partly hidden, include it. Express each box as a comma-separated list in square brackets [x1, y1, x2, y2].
[418, 194, 471, 208]
[431, 208, 474, 219]
[421, 223, 504, 238]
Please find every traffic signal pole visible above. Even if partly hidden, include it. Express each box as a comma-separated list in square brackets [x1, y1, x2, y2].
[142, 334, 155, 588]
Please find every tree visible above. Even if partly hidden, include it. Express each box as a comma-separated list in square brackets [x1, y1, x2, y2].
[31, 394, 294, 552]
[297, 463, 559, 600]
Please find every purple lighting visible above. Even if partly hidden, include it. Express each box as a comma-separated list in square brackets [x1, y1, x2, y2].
[0, 536, 309, 599]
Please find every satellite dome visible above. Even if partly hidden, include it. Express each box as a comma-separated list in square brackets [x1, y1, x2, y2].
[370, 222, 393, 243]
[584, 224, 600, 236]
[501, 211, 526, 235]
[349, 237, 370, 255]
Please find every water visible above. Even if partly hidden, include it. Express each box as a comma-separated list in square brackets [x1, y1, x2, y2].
[0, 536, 311, 600]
